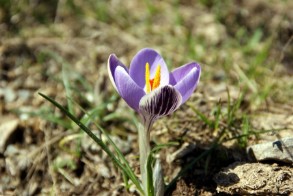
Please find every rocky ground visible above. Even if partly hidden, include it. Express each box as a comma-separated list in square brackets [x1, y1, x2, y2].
[0, 1, 293, 195]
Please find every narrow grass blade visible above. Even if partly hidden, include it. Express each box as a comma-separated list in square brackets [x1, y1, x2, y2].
[38, 92, 144, 195]
[99, 125, 144, 194]
[146, 153, 155, 196]
[187, 103, 213, 128]
[69, 97, 143, 194]
[151, 142, 179, 154]
[214, 102, 222, 131]
[62, 62, 75, 115]
[240, 116, 249, 147]
[225, 127, 287, 142]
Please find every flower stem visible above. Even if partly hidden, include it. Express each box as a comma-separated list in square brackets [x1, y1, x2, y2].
[138, 121, 151, 195]
[138, 117, 164, 196]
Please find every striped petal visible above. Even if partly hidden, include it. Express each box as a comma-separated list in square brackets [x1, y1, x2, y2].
[139, 85, 182, 123]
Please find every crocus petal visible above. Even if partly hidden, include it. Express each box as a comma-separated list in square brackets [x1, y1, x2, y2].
[139, 85, 182, 123]
[171, 63, 201, 104]
[169, 62, 200, 85]
[107, 54, 128, 91]
[129, 48, 169, 89]
[114, 66, 146, 111]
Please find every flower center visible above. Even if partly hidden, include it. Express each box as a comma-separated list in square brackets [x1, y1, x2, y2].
[145, 62, 161, 93]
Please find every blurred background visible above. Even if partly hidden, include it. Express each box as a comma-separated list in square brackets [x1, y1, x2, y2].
[0, 0, 292, 195]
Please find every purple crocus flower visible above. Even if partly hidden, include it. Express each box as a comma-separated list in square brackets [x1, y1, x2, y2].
[108, 48, 201, 125]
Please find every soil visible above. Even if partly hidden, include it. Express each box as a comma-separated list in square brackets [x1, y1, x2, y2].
[1, 0, 293, 195]
[214, 162, 293, 195]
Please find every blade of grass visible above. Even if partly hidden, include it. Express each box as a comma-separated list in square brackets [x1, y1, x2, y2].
[59, 133, 83, 157]
[240, 115, 249, 147]
[151, 142, 179, 153]
[38, 92, 144, 195]
[225, 127, 287, 142]
[187, 103, 213, 128]
[146, 153, 155, 196]
[233, 63, 258, 93]
[122, 171, 130, 191]
[146, 142, 178, 196]
[98, 125, 144, 194]
[62, 62, 75, 115]
[69, 96, 143, 194]
[213, 102, 222, 132]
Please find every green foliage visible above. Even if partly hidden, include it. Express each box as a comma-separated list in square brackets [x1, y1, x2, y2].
[189, 89, 250, 147]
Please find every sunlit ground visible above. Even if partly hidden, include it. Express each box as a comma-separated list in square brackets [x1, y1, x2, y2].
[0, 0, 292, 195]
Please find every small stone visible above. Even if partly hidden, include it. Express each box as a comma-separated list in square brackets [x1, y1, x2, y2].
[27, 182, 38, 196]
[247, 137, 293, 163]
[18, 89, 30, 101]
[0, 88, 16, 102]
[0, 119, 19, 154]
[97, 163, 110, 178]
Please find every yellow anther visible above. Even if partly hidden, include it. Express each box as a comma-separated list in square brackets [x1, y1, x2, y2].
[152, 65, 161, 90]
[145, 63, 151, 93]
[145, 63, 161, 93]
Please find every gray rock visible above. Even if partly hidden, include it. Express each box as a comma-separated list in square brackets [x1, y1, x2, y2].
[247, 137, 293, 164]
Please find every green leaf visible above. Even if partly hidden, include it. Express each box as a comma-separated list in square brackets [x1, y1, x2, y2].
[187, 103, 213, 128]
[38, 92, 144, 195]
[146, 152, 155, 196]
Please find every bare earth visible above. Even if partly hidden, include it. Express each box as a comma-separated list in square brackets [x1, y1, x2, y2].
[1, 1, 293, 195]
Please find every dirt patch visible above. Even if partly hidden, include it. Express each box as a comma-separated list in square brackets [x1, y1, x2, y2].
[214, 162, 293, 195]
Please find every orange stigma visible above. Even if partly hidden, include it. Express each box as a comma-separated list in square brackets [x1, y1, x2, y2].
[145, 62, 161, 93]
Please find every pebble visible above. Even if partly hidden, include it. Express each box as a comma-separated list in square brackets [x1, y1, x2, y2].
[247, 137, 293, 164]
[0, 119, 19, 154]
